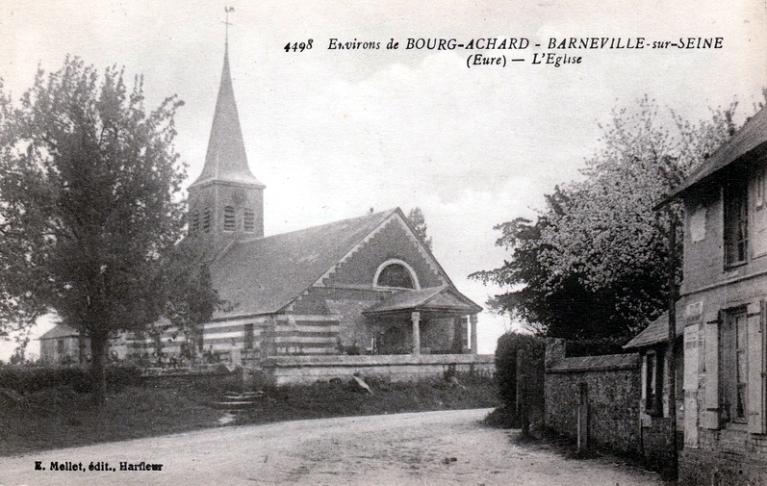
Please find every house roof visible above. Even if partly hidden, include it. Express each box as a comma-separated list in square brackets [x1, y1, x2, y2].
[210, 209, 398, 318]
[363, 285, 482, 315]
[623, 306, 684, 350]
[190, 44, 263, 189]
[38, 323, 79, 340]
[664, 105, 767, 203]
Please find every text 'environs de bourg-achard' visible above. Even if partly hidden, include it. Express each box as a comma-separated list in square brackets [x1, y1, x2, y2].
[319, 36, 724, 68]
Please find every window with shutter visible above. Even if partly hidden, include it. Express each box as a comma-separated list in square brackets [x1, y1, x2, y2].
[719, 308, 748, 424]
[747, 300, 766, 434]
[702, 314, 721, 429]
[724, 178, 749, 266]
[645, 350, 664, 415]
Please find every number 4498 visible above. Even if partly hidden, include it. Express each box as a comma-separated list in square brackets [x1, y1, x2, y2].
[284, 39, 313, 53]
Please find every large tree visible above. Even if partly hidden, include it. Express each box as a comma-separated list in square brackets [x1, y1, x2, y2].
[471, 96, 742, 340]
[0, 56, 212, 404]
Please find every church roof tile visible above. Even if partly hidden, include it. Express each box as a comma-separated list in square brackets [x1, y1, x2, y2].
[209, 209, 397, 318]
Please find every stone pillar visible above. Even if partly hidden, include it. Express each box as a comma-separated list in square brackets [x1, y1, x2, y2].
[411, 311, 421, 355]
[452, 317, 464, 354]
[544, 337, 566, 371]
[470, 314, 478, 354]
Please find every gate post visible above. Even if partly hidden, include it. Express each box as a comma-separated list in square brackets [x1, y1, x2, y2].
[577, 382, 589, 452]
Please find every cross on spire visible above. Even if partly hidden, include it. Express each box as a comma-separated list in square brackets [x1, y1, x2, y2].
[223, 6, 235, 50]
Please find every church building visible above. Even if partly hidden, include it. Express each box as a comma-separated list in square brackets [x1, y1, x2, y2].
[141, 40, 491, 383]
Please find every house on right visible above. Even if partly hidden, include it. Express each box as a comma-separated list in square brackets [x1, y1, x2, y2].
[663, 105, 767, 485]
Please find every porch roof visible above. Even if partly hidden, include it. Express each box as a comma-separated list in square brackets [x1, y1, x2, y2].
[363, 285, 482, 316]
[623, 305, 684, 350]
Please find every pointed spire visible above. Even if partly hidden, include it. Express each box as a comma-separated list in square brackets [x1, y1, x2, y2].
[191, 38, 263, 188]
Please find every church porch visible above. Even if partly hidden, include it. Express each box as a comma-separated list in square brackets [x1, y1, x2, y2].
[361, 285, 481, 356]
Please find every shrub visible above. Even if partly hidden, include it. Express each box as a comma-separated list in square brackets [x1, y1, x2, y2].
[0, 364, 143, 394]
[494, 332, 545, 433]
[496, 332, 544, 405]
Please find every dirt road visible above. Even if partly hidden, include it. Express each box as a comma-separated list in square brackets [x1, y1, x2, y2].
[1, 408, 664, 486]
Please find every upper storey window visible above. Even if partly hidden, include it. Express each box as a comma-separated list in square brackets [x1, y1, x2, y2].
[223, 206, 235, 232]
[375, 260, 419, 289]
[724, 178, 748, 266]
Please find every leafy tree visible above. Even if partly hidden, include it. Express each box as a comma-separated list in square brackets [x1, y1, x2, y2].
[156, 239, 226, 357]
[472, 96, 742, 341]
[407, 207, 432, 250]
[0, 56, 216, 404]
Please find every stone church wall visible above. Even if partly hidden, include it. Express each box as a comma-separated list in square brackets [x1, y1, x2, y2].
[325, 216, 444, 289]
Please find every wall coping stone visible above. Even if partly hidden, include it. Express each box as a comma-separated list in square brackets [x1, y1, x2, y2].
[262, 353, 493, 368]
[547, 353, 639, 374]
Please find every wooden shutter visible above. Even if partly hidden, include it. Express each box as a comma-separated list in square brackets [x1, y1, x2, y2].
[702, 311, 721, 429]
[640, 353, 648, 405]
[748, 301, 766, 434]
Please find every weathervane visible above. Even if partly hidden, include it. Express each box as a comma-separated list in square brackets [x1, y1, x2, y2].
[223, 6, 235, 47]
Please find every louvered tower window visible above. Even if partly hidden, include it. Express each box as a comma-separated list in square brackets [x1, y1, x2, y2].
[244, 209, 255, 232]
[190, 210, 200, 234]
[224, 206, 236, 231]
[202, 208, 212, 233]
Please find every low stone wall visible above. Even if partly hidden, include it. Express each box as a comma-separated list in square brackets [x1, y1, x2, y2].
[141, 369, 235, 388]
[260, 354, 495, 385]
[544, 346, 641, 456]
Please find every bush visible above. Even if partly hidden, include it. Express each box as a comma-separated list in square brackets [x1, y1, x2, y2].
[494, 332, 545, 434]
[496, 332, 544, 405]
[0, 364, 143, 394]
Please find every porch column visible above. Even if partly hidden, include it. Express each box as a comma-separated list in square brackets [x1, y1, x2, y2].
[470, 314, 478, 354]
[411, 311, 421, 355]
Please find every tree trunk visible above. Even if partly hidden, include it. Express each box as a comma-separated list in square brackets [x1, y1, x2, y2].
[90, 332, 108, 406]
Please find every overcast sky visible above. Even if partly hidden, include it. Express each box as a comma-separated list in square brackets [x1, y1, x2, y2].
[0, 0, 765, 359]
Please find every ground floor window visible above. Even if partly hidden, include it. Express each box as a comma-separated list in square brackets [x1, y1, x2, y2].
[721, 307, 748, 423]
[645, 349, 663, 415]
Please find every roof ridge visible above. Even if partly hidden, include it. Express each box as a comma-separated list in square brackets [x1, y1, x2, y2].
[235, 208, 397, 245]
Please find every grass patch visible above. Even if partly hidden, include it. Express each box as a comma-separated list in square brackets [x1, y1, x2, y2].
[0, 373, 499, 456]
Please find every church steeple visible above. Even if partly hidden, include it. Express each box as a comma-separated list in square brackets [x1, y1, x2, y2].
[188, 32, 265, 242]
[190, 42, 263, 189]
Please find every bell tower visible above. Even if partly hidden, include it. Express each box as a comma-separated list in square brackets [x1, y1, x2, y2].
[188, 35, 265, 249]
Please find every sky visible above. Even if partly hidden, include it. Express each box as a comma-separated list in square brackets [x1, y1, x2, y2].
[0, 0, 765, 359]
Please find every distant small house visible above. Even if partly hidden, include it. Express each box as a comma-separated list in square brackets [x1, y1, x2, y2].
[39, 324, 88, 365]
[38, 324, 128, 365]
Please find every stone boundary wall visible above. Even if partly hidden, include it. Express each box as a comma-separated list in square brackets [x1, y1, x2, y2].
[260, 354, 495, 385]
[140, 369, 235, 388]
[544, 339, 642, 456]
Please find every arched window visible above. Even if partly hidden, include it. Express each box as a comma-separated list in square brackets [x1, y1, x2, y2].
[243, 209, 255, 232]
[190, 210, 200, 234]
[374, 259, 419, 289]
[202, 207, 212, 233]
[223, 206, 235, 231]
